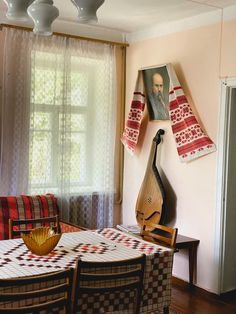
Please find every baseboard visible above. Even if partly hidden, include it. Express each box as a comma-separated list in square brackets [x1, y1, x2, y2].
[220, 289, 236, 300]
[172, 276, 191, 288]
[172, 276, 216, 297]
[172, 276, 236, 302]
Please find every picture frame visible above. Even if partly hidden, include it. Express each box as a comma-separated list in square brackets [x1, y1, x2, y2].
[143, 65, 170, 121]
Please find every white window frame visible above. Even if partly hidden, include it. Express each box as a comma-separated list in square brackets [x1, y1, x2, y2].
[29, 52, 97, 194]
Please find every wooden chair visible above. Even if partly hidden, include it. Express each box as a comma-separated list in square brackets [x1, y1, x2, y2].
[0, 268, 73, 313]
[141, 221, 178, 248]
[72, 255, 146, 314]
[9, 215, 60, 239]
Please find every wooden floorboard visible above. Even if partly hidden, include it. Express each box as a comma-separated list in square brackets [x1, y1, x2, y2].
[170, 277, 236, 314]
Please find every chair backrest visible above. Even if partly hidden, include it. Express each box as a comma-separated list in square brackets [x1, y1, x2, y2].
[8, 215, 60, 239]
[72, 254, 146, 314]
[141, 221, 178, 248]
[0, 268, 73, 313]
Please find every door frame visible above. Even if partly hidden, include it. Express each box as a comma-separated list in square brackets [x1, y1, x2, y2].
[215, 77, 236, 294]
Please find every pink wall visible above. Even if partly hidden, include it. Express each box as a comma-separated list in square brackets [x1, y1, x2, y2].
[221, 19, 236, 77]
[123, 20, 236, 293]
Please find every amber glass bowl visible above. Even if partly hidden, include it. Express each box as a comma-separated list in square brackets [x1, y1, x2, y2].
[21, 227, 62, 256]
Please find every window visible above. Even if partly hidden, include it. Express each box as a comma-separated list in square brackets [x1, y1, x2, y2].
[29, 50, 115, 195]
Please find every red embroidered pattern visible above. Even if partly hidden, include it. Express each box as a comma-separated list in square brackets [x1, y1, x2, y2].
[122, 65, 216, 162]
[169, 87, 216, 161]
[121, 92, 145, 153]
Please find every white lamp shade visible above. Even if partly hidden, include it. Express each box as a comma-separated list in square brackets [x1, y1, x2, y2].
[27, 0, 59, 36]
[3, 0, 33, 21]
[71, 0, 105, 23]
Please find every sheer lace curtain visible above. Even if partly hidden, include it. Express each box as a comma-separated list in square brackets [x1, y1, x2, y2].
[0, 27, 116, 228]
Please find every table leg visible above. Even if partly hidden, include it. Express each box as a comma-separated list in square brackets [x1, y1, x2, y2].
[189, 243, 197, 285]
[163, 306, 169, 314]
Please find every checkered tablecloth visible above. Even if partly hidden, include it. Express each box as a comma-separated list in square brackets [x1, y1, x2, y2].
[0, 228, 174, 313]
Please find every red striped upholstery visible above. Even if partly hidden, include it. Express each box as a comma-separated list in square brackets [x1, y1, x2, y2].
[0, 194, 59, 240]
[60, 222, 83, 233]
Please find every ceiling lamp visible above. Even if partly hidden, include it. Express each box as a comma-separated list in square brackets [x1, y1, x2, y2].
[71, 0, 105, 24]
[3, 0, 33, 21]
[3, 0, 105, 36]
[27, 0, 59, 36]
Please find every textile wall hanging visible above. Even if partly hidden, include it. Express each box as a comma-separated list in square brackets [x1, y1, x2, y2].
[121, 63, 216, 162]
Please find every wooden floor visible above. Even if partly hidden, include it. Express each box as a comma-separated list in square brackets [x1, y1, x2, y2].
[170, 278, 236, 314]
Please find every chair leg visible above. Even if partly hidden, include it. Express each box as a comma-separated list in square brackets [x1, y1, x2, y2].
[163, 306, 169, 314]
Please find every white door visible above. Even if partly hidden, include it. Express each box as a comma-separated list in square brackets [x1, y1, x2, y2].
[217, 79, 236, 293]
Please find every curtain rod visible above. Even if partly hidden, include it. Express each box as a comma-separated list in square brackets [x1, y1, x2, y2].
[0, 23, 129, 47]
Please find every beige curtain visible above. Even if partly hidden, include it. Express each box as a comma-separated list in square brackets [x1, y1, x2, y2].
[0, 26, 126, 229]
[113, 45, 126, 226]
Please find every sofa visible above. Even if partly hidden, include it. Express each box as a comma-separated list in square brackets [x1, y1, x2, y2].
[0, 193, 83, 240]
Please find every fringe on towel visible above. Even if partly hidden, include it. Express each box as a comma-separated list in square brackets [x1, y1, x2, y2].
[121, 63, 216, 162]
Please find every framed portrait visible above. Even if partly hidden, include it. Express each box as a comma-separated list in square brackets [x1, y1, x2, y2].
[143, 65, 170, 121]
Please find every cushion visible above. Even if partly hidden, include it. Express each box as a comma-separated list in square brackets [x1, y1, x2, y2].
[60, 221, 83, 233]
[0, 194, 59, 240]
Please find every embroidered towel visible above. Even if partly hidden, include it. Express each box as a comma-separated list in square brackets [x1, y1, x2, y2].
[121, 64, 216, 162]
[121, 71, 145, 153]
